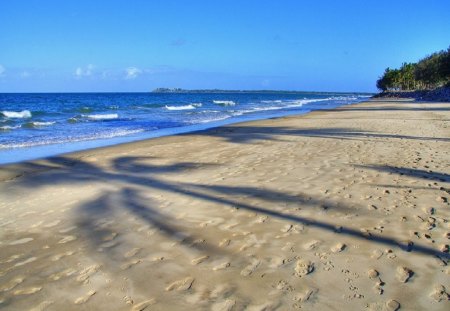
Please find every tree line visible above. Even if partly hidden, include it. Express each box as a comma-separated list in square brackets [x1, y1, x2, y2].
[376, 47, 450, 91]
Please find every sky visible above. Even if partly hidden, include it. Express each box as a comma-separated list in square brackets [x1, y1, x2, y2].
[0, 0, 449, 93]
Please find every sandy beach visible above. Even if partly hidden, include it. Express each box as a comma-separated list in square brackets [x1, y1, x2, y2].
[0, 99, 449, 310]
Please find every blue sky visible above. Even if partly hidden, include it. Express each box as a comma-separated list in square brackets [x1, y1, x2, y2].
[0, 0, 449, 92]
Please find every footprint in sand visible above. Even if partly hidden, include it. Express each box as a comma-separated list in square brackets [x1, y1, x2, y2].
[191, 255, 209, 265]
[74, 290, 96, 304]
[124, 248, 141, 258]
[295, 259, 314, 277]
[293, 288, 317, 302]
[211, 299, 236, 311]
[246, 301, 281, 311]
[303, 240, 321, 251]
[58, 235, 77, 244]
[8, 238, 34, 245]
[77, 265, 101, 283]
[43, 220, 61, 228]
[14, 257, 37, 267]
[240, 258, 260, 276]
[13, 286, 42, 295]
[49, 268, 77, 281]
[429, 284, 450, 302]
[30, 300, 54, 311]
[213, 261, 231, 271]
[396, 266, 413, 283]
[331, 243, 346, 253]
[51, 251, 75, 261]
[165, 277, 195, 291]
[120, 259, 142, 270]
[1, 277, 24, 292]
[131, 299, 156, 311]
[219, 239, 231, 247]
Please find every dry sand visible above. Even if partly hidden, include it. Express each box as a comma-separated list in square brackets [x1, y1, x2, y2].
[0, 99, 449, 310]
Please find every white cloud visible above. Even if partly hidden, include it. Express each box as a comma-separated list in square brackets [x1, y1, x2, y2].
[0, 64, 5, 77]
[74, 64, 94, 78]
[125, 67, 142, 79]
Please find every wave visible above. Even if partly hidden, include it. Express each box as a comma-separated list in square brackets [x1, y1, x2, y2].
[82, 113, 119, 120]
[22, 121, 56, 128]
[1, 110, 32, 118]
[0, 125, 21, 131]
[165, 103, 202, 110]
[213, 100, 236, 106]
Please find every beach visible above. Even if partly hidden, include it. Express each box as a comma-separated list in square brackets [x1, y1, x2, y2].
[0, 98, 449, 310]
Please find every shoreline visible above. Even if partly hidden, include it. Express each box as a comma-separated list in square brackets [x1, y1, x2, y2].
[0, 98, 370, 177]
[1, 98, 449, 310]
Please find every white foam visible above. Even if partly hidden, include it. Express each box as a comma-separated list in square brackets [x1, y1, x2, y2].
[1, 110, 32, 118]
[0, 129, 145, 149]
[82, 113, 119, 120]
[29, 121, 56, 127]
[0, 125, 21, 131]
[165, 104, 201, 110]
[213, 100, 236, 106]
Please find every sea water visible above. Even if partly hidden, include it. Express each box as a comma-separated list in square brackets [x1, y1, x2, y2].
[0, 92, 371, 164]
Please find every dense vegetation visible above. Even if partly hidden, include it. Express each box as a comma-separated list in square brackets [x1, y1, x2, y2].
[376, 47, 450, 91]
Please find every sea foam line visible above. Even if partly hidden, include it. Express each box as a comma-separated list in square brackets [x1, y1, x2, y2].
[82, 113, 119, 120]
[1, 110, 32, 118]
[165, 103, 202, 110]
[212, 100, 236, 106]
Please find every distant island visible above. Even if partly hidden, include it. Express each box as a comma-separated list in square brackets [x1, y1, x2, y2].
[151, 88, 373, 95]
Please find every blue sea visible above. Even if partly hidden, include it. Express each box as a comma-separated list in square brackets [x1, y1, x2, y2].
[0, 92, 371, 164]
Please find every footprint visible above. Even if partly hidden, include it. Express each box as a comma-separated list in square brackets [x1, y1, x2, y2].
[30, 300, 54, 311]
[1, 277, 24, 292]
[429, 284, 449, 302]
[14, 257, 37, 267]
[51, 251, 75, 261]
[58, 235, 77, 244]
[77, 265, 101, 283]
[44, 220, 61, 228]
[269, 257, 286, 268]
[191, 255, 209, 265]
[8, 238, 34, 245]
[295, 259, 314, 277]
[240, 258, 260, 276]
[331, 243, 346, 253]
[74, 290, 96, 304]
[303, 240, 321, 251]
[165, 277, 195, 291]
[211, 299, 236, 311]
[219, 239, 231, 247]
[49, 268, 77, 281]
[293, 288, 317, 302]
[13, 286, 42, 295]
[125, 248, 141, 258]
[131, 299, 156, 311]
[120, 259, 142, 270]
[213, 261, 231, 271]
[396, 266, 413, 283]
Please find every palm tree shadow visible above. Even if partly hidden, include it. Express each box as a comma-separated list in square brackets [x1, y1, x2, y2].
[7, 155, 450, 272]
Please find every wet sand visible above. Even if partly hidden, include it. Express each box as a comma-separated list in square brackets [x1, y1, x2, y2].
[0, 99, 449, 310]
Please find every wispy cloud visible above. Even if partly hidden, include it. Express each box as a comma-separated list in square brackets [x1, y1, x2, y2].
[125, 67, 142, 79]
[74, 64, 94, 78]
[0, 65, 5, 77]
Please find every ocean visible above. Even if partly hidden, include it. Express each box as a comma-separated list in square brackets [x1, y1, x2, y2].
[0, 92, 371, 164]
